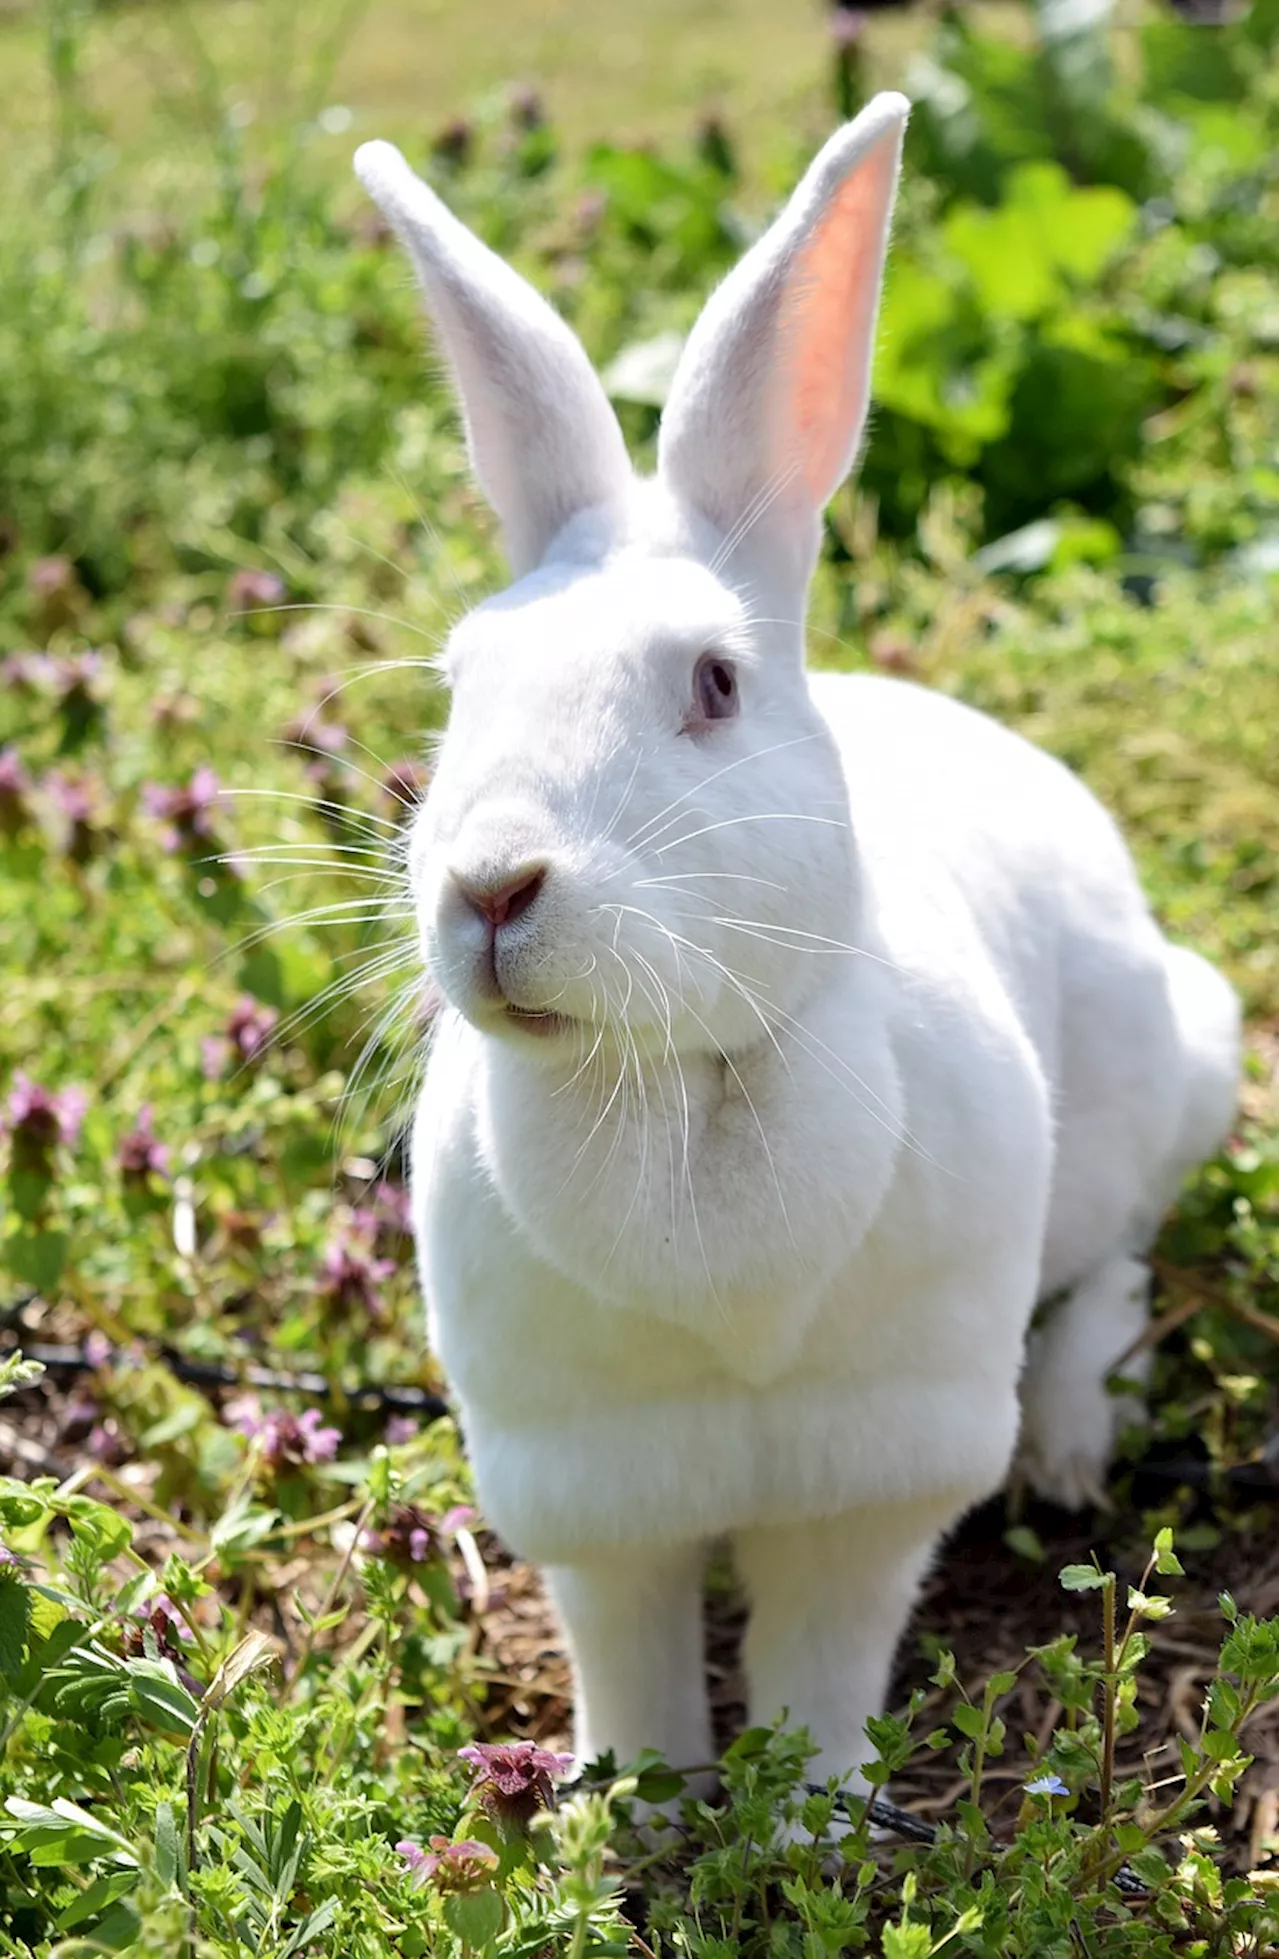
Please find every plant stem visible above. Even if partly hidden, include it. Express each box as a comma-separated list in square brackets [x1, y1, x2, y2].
[1099, 1573, 1117, 1824]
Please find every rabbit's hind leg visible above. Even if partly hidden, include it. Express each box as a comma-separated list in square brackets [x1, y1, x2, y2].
[1017, 1253, 1152, 1512]
[545, 1541, 714, 1798]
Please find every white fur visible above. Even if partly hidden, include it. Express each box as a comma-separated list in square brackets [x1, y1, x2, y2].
[354, 99, 1241, 1793]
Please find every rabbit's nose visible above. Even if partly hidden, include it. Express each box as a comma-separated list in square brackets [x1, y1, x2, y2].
[452, 863, 547, 935]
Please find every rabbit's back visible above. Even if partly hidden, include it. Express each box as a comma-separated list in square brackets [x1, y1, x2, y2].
[811, 670, 1203, 1293]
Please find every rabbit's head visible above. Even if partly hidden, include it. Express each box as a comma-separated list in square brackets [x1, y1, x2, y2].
[355, 96, 907, 1065]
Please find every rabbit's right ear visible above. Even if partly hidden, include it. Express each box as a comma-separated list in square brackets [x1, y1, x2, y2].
[355, 142, 631, 578]
[658, 95, 908, 588]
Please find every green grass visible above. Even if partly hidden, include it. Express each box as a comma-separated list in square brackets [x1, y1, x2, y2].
[0, 0, 1275, 1952]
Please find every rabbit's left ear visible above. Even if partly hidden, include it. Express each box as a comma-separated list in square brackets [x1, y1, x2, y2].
[355, 142, 632, 577]
[658, 94, 908, 583]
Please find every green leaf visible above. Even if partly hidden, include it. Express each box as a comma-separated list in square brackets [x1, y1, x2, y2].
[154, 1802, 180, 1890]
[1153, 1527, 1184, 1576]
[54, 1869, 139, 1931]
[1004, 1524, 1046, 1562]
[1059, 1563, 1108, 1591]
[882, 1921, 933, 1959]
[442, 1887, 505, 1948]
[6, 1227, 68, 1287]
[952, 1703, 985, 1740]
[0, 1578, 30, 1677]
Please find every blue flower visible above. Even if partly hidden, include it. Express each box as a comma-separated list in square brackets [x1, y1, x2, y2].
[1025, 1773, 1069, 1797]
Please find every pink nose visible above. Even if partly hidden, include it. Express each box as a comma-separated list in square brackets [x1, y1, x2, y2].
[453, 864, 546, 933]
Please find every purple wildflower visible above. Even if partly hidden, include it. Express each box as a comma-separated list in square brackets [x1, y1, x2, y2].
[201, 1035, 230, 1080]
[508, 82, 545, 131]
[829, 2, 866, 48]
[0, 652, 51, 689]
[83, 1330, 113, 1369]
[226, 569, 286, 614]
[1025, 1773, 1070, 1797]
[363, 1179, 412, 1250]
[228, 1397, 341, 1471]
[87, 1418, 128, 1467]
[45, 650, 103, 699]
[142, 766, 223, 852]
[317, 1213, 396, 1318]
[457, 1740, 574, 1827]
[123, 1594, 202, 1698]
[144, 1592, 193, 1643]
[575, 191, 609, 243]
[384, 1414, 417, 1447]
[4, 1075, 87, 1181]
[26, 555, 85, 631]
[397, 1836, 498, 1891]
[283, 713, 347, 764]
[0, 747, 32, 834]
[380, 755, 429, 821]
[118, 1104, 170, 1182]
[430, 118, 474, 168]
[27, 555, 78, 601]
[362, 1503, 437, 1567]
[227, 995, 278, 1063]
[43, 768, 104, 862]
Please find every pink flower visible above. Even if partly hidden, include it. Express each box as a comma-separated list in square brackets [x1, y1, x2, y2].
[201, 1035, 230, 1081]
[0, 748, 32, 835]
[83, 1330, 113, 1369]
[384, 1414, 417, 1447]
[457, 1740, 574, 1826]
[0, 652, 51, 689]
[226, 995, 278, 1063]
[4, 1075, 87, 1179]
[317, 1213, 396, 1317]
[87, 1418, 128, 1467]
[27, 555, 77, 601]
[118, 1104, 170, 1181]
[283, 714, 348, 764]
[228, 1397, 341, 1470]
[367, 1179, 412, 1246]
[142, 767, 223, 852]
[43, 768, 105, 862]
[397, 1836, 498, 1891]
[226, 569, 286, 613]
[203, 997, 278, 1079]
[380, 755, 429, 821]
[829, 3, 866, 48]
[361, 1503, 437, 1567]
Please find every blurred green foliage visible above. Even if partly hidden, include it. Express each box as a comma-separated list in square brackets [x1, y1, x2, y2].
[0, 0, 1275, 1950]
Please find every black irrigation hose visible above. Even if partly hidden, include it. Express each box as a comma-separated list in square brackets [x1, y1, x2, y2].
[5, 1334, 452, 1423]
[824, 1788, 1147, 1897]
[11, 1332, 1275, 1493]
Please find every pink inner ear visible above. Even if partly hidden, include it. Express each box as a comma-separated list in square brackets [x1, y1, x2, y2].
[784, 138, 899, 506]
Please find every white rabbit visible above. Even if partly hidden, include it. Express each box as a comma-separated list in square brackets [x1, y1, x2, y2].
[353, 95, 1240, 1796]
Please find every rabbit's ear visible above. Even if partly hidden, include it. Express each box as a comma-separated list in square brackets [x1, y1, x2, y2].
[355, 141, 631, 577]
[658, 94, 907, 580]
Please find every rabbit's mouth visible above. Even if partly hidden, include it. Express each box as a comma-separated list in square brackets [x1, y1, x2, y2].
[504, 1005, 576, 1039]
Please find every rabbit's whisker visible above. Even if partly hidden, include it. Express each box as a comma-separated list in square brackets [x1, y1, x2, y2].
[218, 786, 401, 834]
[654, 811, 849, 855]
[625, 731, 823, 854]
[231, 599, 444, 649]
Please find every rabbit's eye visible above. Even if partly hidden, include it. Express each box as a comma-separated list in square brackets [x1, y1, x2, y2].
[690, 653, 739, 728]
